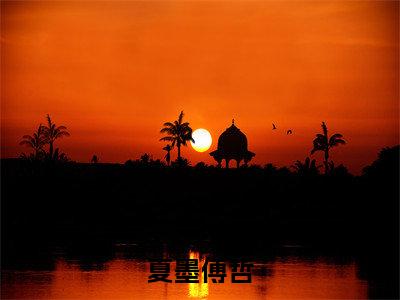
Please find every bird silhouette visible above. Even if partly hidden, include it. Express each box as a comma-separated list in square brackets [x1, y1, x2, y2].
[287, 130, 293, 135]
[272, 123, 277, 130]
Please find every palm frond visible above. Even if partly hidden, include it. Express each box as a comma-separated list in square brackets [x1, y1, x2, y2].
[330, 133, 343, 140]
[178, 111, 184, 124]
[55, 131, 70, 138]
[311, 144, 324, 154]
[159, 136, 175, 142]
[160, 128, 175, 134]
[321, 121, 328, 136]
[162, 122, 174, 127]
[330, 139, 346, 147]
[22, 135, 34, 140]
[46, 114, 52, 127]
[19, 140, 34, 147]
[329, 134, 345, 144]
[163, 145, 172, 151]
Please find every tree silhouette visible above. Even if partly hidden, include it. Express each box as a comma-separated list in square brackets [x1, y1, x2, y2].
[363, 145, 399, 179]
[159, 111, 194, 161]
[163, 144, 172, 166]
[263, 163, 278, 173]
[43, 114, 70, 159]
[50, 148, 69, 162]
[292, 157, 321, 176]
[140, 153, 151, 164]
[171, 157, 190, 167]
[19, 124, 46, 159]
[195, 161, 208, 169]
[91, 155, 99, 164]
[311, 122, 346, 174]
[324, 161, 350, 177]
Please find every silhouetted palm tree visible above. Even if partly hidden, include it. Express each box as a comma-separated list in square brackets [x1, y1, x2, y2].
[43, 114, 70, 158]
[292, 157, 321, 176]
[311, 122, 346, 174]
[159, 111, 194, 161]
[163, 144, 172, 166]
[19, 124, 46, 159]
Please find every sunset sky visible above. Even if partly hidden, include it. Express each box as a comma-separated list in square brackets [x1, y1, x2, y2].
[1, 1, 398, 173]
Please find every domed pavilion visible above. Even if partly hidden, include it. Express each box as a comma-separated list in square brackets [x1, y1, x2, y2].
[210, 120, 255, 168]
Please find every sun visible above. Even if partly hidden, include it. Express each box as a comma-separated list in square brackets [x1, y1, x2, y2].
[191, 128, 212, 152]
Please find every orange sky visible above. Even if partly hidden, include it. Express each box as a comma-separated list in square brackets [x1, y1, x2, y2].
[1, 1, 399, 173]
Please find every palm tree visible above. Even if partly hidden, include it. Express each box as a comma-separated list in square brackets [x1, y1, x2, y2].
[311, 122, 346, 174]
[159, 111, 194, 161]
[292, 157, 321, 176]
[19, 124, 46, 159]
[43, 114, 70, 158]
[163, 144, 172, 166]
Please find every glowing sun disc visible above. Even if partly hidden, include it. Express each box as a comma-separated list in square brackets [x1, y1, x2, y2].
[191, 129, 212, 152]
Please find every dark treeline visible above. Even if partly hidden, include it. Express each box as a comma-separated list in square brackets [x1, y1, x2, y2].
[1, 145, 398, 244]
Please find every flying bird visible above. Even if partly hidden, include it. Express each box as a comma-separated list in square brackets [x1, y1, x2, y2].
[287, 130, 293, 135]
[272, 123, 277, 130]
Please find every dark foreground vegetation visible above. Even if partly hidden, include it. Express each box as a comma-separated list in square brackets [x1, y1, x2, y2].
[1, 145, 399, 298]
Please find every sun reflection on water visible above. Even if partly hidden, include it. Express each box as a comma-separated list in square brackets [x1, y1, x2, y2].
[188, 250, 209, 298]
[1, 248, 369, 299]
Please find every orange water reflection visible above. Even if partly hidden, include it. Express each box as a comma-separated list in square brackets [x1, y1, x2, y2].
[188, 250, 209, 298]
[2, 251, 368, 299]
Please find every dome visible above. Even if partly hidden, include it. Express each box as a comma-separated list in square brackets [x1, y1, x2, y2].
[209, 120, 255, 167]
[217, 123, 248, 155]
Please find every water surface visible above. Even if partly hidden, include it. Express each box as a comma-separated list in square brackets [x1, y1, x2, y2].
[2, 245, 370, 299]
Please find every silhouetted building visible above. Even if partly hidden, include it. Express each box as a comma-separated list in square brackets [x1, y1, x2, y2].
[210, 120, 255, 168]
